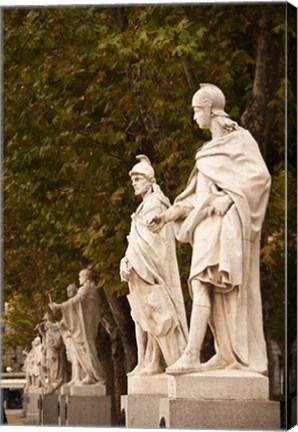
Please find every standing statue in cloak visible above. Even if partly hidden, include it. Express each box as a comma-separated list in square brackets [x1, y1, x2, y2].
[49, 270, 105, 385]
[120, 155, 188, 376]
[60, 283, 85, 386]
[148, 83, 271, 375]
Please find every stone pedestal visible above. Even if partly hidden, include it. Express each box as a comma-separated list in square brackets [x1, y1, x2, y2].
[40, 392, 60, 425]
[58, 394, 67, 426]
[65, 394, 111, 426]
[121, 373, 168, 428]
[159, 370, 280, 429]
[60, 384, 111, 426]
[24, 389, 43, 425]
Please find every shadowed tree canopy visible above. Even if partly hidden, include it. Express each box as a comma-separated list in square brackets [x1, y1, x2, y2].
[3, 4, 296, 423]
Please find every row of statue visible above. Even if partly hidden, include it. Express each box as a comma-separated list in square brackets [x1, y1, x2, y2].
[24, 84, 271, 393]
[23, 270, 105, 393]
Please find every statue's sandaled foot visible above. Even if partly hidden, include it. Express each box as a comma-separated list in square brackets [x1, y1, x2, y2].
[200, 354, 230, 371]
[127, 363, 145, 377]
[225, 361, 246, 371]
[137, 362, 163, 376]
[166, 349, 201, 375]
[81, 375, 97, 385]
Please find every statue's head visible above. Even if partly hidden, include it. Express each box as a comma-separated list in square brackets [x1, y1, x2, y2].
[32, 336, 41, 346]
[129, 155, 155, 197]
[79, 269, 92, 286]
[192, 83, 229, 129]
[67, 283, 78, 298]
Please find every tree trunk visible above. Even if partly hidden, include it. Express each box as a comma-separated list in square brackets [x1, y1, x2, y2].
[103, 288, 137, 373]
[96, 288, 131, 424]
[241, 9, 282, 397]
[240, 10, 281, 161]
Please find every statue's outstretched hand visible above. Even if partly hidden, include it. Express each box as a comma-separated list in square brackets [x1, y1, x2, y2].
[120, 258, 133, 282]
[207, 195, 233, 217]
[147, 214, 165, 233]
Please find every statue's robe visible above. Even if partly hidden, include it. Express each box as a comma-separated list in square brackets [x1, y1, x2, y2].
[174, 127, 271, 373]
[60, 283, 105, 383]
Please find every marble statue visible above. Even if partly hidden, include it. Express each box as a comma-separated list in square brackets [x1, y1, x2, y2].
[120, 155, 188, 376]
[42, 312, 69, 393]
[23, 336, 45, 390]
[49, 270, 105, 385]
[148, 83, 271, 375]
[60, 284, 85, 386]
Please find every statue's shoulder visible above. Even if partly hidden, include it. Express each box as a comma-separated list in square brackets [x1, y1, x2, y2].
[143, 191, 170, 210]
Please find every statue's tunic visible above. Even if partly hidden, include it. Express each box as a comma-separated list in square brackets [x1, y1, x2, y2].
[174, 127, 271, 373]
[125, 187, 188, 367]
[60, 283, 105, 383]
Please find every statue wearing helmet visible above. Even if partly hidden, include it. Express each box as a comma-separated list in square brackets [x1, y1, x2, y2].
[148, 84, 271, 376]
[120, 155, 188, 376]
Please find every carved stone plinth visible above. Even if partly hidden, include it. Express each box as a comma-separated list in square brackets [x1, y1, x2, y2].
[24, 389, 43, 425]
[64, 394, 111, 426]
[159, 370, 280, 429]
[40, 393, 60, 425]
[159, 397, 280, 429]
[70, 382, 106, 396]
[121, 373, 168, 427]
[168, 369, 269, 400]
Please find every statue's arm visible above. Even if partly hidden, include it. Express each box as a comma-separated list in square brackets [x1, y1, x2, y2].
[206, 193, 233, 217]
[147, 203, 190, 233]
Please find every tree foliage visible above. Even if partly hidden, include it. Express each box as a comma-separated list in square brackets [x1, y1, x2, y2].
[3, 4, 296, 421]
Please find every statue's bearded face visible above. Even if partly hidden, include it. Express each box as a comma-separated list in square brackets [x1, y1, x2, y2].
[131, 174, 152, 197]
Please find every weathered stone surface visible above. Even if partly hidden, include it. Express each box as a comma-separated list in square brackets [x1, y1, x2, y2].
[128, 373, 168, 395]
[40, 394, 59, 425]
[65, 395, 111, 426]
[122, 394, 163, 428]
[70, 383, 106, 396]
[168, 369, 269, 400]
[159, 397, 280, 429]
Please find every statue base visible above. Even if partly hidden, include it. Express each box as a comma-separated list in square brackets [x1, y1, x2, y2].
[159, 370, 280, 429]
[121, 373, 168, 427]
[40, 392, 60, 425]
[24, 388, 43, 425]
[59, 384, 110, 426]
[62, 394, 111, 426]
[60, 382, 106, 396]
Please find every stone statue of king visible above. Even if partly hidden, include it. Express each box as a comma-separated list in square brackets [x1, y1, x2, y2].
[148, 83, 271, 376]
[120, 155, 188, 376]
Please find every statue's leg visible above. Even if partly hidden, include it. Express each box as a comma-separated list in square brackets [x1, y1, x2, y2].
[127, 323, 147, 376]
[166, 280, 210, 375]
[137, 337, 163, 376]
[200, 290, 241, 371]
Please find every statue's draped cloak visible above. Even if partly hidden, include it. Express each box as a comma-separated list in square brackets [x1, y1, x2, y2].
[125, 187, 188, 366]
[173, 128, 271, 373]
[60, 284, 105, 382]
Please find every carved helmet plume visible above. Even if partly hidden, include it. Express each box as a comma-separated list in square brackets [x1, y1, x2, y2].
[192, 83, 229, 117]
[129, 154, 155, 178]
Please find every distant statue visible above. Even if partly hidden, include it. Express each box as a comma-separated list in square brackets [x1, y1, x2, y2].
[120, 155, 188, 376]
[42, 312, 69, 393]
[148, 84, 271, 375]
[60, 284, 85, 386]
[49, 270, 105, 385]
[23, 336, 45, 390]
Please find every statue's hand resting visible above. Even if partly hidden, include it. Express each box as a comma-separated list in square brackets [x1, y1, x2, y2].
[207, 195, 233, 217]
[146, 213, 166, 233]
[120, 258, 133, 282]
